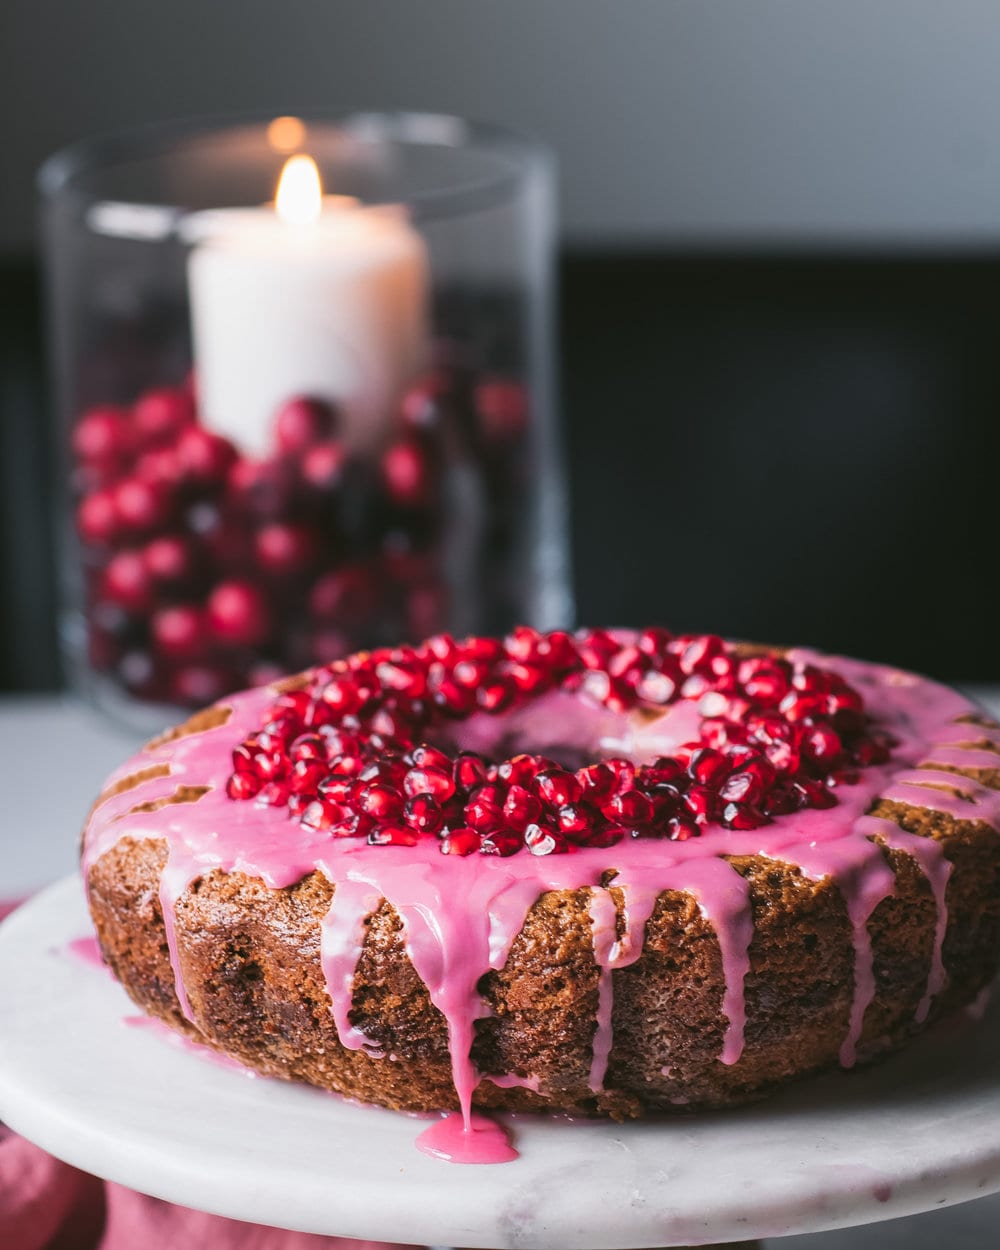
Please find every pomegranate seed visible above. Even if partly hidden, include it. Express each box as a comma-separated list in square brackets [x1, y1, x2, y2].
[454, 752, 488, 790]
[576, 629, 618, 670]
[404, 766, 455, 800]
[465, 785, 505, 832]
[497, 755, 543, 787]
[637, 626, 672, 657]
[666, 815, 701, 841]
[301, 798, 350, 832]
[440, 829, 481, 856]
[506, 661, 550, 696]
[605, 758, 636, 793]
[479, 830, 522, 857]
[577, 762, 617, 801]
[643, 757, 687, 787]
[556, 802, 599, 836]
[764, 786, 800, 817]
[321, 677, 363, 716]
[367, 824, 419, 847]
[404, 794, 443, 834]
[411, 744, 451, 770]
[433, 678, 474, 716]
[636, 669, 677, 704]
[524, 823, 567, 856]
[357, 784, 404, 820]
[534, 769, 583, 808]
[603, 791, 653, 827]
[792, 779, 838, 810]
[721, 801, 765, 830]
[683, 785, 719, 825]
[226, 772, 260, 800]
[688, 748, 730, 786]
[291, 758, 328, 794]
[273, 396, 337, 452]
[679, 635, 725, 675]
[503, 785, 543, 831]
[256, 780, 292, 807]
[477, 679, 516, 712]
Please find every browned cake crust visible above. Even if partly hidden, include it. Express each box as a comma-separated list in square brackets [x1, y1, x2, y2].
[85, 744, 1000, 1118]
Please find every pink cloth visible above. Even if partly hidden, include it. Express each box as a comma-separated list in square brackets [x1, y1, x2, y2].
[0, 898, 418, 1250]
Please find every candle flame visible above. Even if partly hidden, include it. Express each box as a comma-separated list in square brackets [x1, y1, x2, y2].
[275, 155, 322, 226]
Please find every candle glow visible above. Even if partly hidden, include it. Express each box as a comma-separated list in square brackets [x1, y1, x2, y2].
[275, 155, 323, 227]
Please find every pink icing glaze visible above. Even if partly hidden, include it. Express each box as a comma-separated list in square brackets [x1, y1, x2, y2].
[64, 935, 106, 969]
[80, 645, 1000, 1162]
[415, 1111, 518, 1163]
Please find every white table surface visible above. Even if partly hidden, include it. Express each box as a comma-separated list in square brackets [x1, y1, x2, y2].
[2, 690, 1000, 1249]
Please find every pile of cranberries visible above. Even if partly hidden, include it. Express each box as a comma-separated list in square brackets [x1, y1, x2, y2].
[73, 368, 528, 707]
[226, 628, 894, 856]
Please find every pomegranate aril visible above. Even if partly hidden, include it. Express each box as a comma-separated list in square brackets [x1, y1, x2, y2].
[73, 406, 130, 464]
[679, 634, 725, 676]
[688, 748, 730, 787]
[524, 823, 567, 856]
[464, 785, 506, 832]
[357, 784, 404, 820]
[479, 830, 522, 857]
[477, 679, 515, 712]
[721, 801, 765, 830]
[113, 478, 171, 532]
[301, 798, 350, 831]
[683, 785, 719, 825]
[507, 661, 549, 695]
[404, 794, 444, 834]
[255, 523, 317, 575]
[603, 790, 654, 827]
[534, 768, 583, 808]
[503, 785, 543, 831]
[76, 490, 121, 545]
[556, 802, 599, 836]
[577, 762, 616, 800]
[256, 780, 292, 807]
[226, 772, 260, 800]
[176, 427, 238, 485]
[666, 815, 700, 841]
[793, 778, 838, 810]
[497, 755, 543, 787]
[404, 766, 455, 801]
[291, 758, 327, 794]
[101, 550, 154, 612]
[718, 765, 765, 806]
[802, 726, 843, 765]
[440, 829, 481, 856]
[368, 825, 420, 847]
[133, 387, 194, 445]
[207, 580, 271, 647]
[454, 752, 488, 790]
[636, 669, 677, 705]
[643, 757, 687, 787]
[151, 605, 206, 660]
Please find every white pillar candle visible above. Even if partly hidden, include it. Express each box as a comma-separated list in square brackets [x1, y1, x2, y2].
[186, 156, 430, 457]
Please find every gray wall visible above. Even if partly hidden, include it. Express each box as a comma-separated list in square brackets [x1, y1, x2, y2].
[5, 0, 1000, 251]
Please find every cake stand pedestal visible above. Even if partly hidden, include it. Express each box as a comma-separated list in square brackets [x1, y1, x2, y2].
[2, 878, 1000, 1249]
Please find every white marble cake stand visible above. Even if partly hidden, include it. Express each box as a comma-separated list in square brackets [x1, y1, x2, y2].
[2, 877, 1000, 1249]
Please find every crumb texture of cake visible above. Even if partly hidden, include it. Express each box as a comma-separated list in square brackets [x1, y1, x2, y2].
[81, 629, 1000, 1123]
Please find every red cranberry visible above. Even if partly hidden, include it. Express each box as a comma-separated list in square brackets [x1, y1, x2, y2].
[133, 387, 195, 446]
[206, 580, 271, 647]
[255, 523, 317, 575]
[474, 378, 528, 440]
[76, 490, 120, 545]
[151, 605, 207, 660]
[113, 477, 172, 532]
[101, 550, 154, 612]
[301, 440, 347, 490]
[381, 438, 432, 508]
[176, 428, 238, 486]
[273, 396, 337, 453]
[73, 406, 130, 465]
[142, 535, 197, 587]
[308, 567, 378, 625]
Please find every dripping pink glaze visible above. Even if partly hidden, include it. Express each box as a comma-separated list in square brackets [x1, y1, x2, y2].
[415, 1111, 519, 1163]
[80, 646, 1000, 1160]
[65, 935, 106, 968]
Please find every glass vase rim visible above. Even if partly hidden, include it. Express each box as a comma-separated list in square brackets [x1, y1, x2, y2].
[38, 109, 552, 228]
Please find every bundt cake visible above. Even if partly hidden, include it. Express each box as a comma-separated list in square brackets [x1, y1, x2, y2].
[81, 628, 1000, 1154]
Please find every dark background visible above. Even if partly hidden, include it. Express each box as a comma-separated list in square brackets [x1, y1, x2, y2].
[2, 1, 999, 690]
